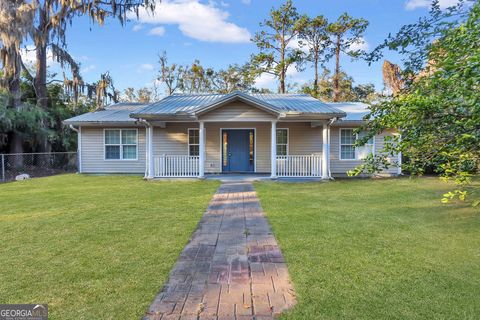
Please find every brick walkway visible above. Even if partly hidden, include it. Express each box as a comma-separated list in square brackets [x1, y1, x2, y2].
[143, 181, 296, 320]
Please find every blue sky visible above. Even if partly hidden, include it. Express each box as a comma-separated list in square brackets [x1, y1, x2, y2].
[27, 0, 457, 96]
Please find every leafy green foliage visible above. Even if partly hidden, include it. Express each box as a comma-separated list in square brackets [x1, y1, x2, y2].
[250, 0, 307, 93]
[353, 2, 480, 206]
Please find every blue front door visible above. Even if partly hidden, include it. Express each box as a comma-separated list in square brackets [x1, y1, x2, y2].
[222, 129, 254, 172]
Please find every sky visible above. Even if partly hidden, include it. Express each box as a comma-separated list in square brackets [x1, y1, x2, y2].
[22, 0, 460, 96]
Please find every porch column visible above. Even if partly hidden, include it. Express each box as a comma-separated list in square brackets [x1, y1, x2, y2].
[270, 120, 277, 178]
[199, 121, 205, 178]
[147, 126, 154, 179]
[322, 121, 330, 179]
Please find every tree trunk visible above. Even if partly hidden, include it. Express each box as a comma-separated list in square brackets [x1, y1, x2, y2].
[313, 50, 319, 95]
[279, 74, 286, 94]
[8, 52, 24, 168]
[279, 38, 286, 94]
[34, 7, 52, 154]
[333, 35, 341, 102]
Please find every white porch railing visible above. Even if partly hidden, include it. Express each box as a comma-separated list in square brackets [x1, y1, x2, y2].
[276, 155, 322, 177]
[154, 155, 199, 177]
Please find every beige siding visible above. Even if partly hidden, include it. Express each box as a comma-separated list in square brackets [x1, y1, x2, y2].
[198, 101, 276, 122]
[80, 122, 398, 177]
[80, 126, 146, 174]
[152, 122, 196, 157]
[279, 122, 323, 155]
[151, 122, 324, 173]
[330, 126, 399, 176]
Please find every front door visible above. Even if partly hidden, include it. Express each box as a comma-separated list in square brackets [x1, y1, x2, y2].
[222, 129, 254, 172]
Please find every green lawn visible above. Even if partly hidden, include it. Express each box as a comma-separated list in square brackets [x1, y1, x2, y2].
[0, 174, 219, 320]
[255, 177, 480, 320]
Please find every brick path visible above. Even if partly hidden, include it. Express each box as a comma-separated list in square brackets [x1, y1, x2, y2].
[143, 182, 296, 320]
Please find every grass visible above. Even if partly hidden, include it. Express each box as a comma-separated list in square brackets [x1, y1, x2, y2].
[255, 177, 480, 320]
[0, 174, 220, 320]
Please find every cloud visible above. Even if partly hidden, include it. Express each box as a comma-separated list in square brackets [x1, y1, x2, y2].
[130, 0, 251, 43]
[148, 26, 166, 36]
[139, 63, 155, 71]
[349, 37, 369, 52]
[241, 0, 251, 4]
[286, 36, 309, 53]
[20, 45, 55, 67]
[255, 73, 276, 88]
[405, 0, 460, 10]
[132, 24, 144, 32]
[254, 64, 304, 89]
[82, 65, 96, 73]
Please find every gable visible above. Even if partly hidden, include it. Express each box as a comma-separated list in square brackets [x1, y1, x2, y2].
[198, 101, 277, 122]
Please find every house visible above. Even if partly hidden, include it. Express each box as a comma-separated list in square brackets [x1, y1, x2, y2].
[64, 91, 400, 179]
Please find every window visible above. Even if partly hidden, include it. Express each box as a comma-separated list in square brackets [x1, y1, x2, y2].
[356, 131, 374, 160]
[104, 129, 137, 160]
[188, 129, 199, 156]
[276, 129, 288, 156]
[340, 129, 374, 160]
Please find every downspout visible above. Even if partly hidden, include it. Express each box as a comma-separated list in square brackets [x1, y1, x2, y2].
[69, 124, 82, 173]
[137, 119, 151, 179]
[327, 117, 338, 179]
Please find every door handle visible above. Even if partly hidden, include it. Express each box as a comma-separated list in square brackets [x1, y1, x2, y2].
[228, 153, 232, 157]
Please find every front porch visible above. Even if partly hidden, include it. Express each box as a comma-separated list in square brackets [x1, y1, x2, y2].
[144, 120, 332, 179]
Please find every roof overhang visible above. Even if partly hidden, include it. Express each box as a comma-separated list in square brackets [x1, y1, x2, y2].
[63, 120, 140, 127]
[279, 112, 346, 120]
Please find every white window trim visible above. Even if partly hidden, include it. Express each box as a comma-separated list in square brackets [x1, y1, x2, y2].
[339, 128, 375, 161]
[276, 128, 289, 156]
[103, 128, 138, 161]
[188, 128, 200, 157]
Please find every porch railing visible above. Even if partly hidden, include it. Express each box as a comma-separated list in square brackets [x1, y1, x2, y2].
[154, 155, 199, 177]
[276, 155, 322, 177]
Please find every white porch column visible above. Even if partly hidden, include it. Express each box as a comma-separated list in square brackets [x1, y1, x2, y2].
[147, 126, 154, 179]
[199, 121, 205, 178]
[270, 120, 277, 178]
[322, 121, 330, 179]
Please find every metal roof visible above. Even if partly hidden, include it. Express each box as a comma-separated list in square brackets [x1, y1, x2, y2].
[64, 93, 353, 124]
[64, 103, 147, 124]
[326, 102, 371, 121]
[132, 92, 345, 117]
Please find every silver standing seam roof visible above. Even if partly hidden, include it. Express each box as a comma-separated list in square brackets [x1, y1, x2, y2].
[326, 102, 371, 121]
[131, 92, 345, 117]
[64, 92, 351, 124]
[63, 103, 148, 124]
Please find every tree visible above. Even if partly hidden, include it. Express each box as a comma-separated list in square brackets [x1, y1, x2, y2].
[0, 0, 36, 160]
[298, 15, 329, 94]
[352, 83, 377, 102]
[327, 13, 369, 102]
[157, 51, 186, 95]
[27, 0, 155, 153]
[251, 0, 306, 93]
[210, 64, 256, 94]
[351, 1, 480, 206]
[301, 68, 377, 102]
[382, 60, 404, 96]
[122, 87, 154, 103]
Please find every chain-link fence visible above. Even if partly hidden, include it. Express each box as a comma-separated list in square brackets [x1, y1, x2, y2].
[0, 152, 77, 183]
